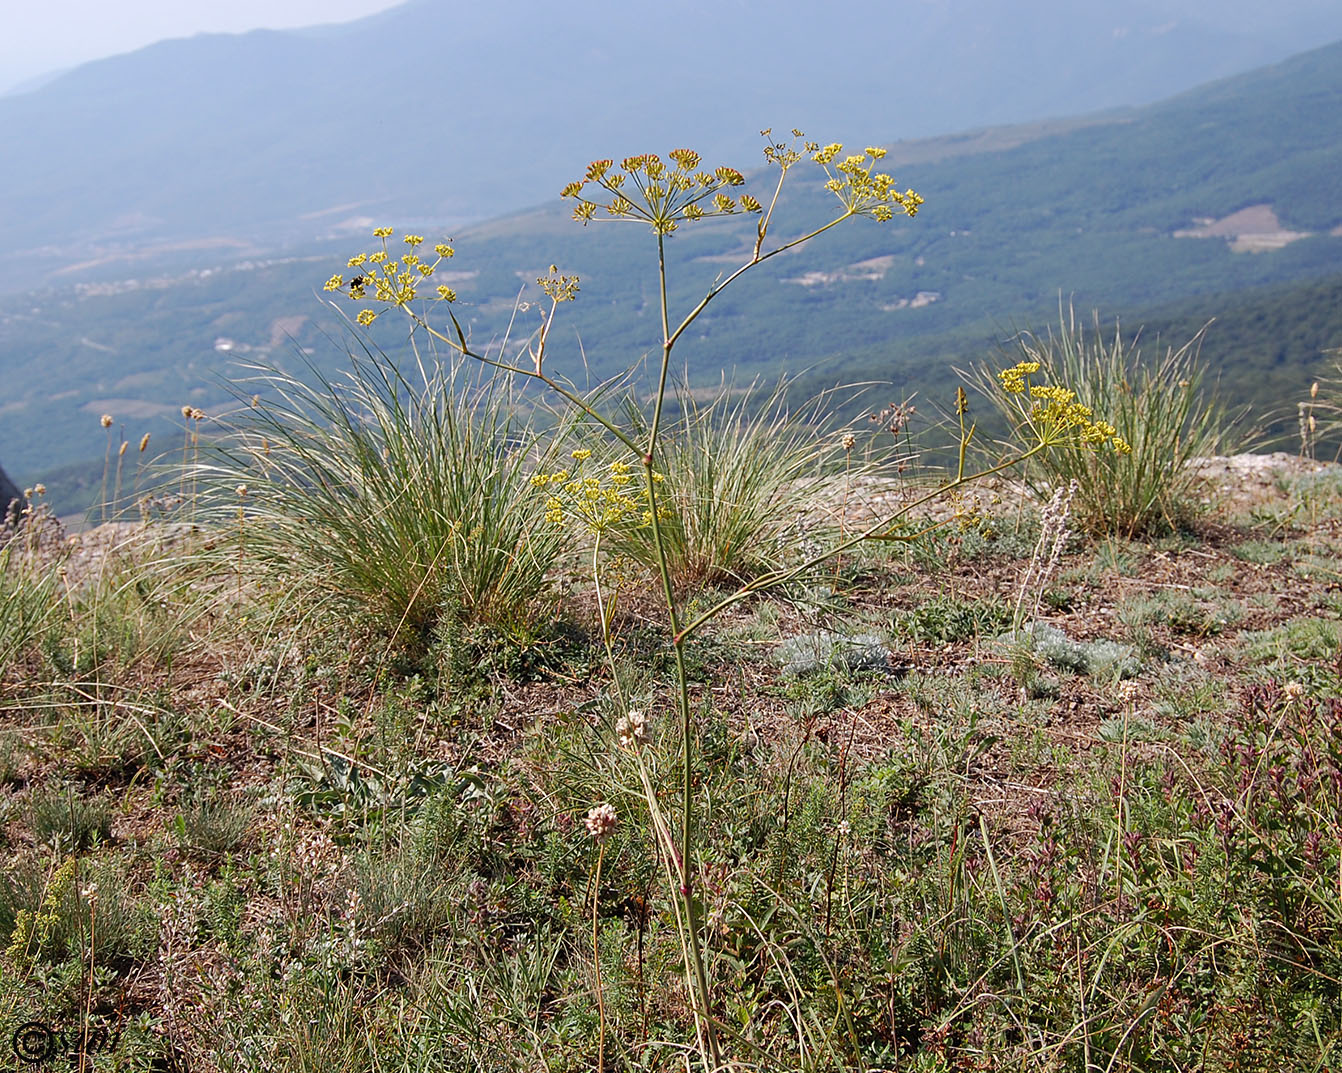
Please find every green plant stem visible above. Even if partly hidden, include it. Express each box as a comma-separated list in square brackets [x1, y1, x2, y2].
[663, 214, 851, 354]
[979, 814, 1030, 1016]
[593, 841, 607, 1073]
[649, 234, 673, 451]
[399, 192, 904, 1073]
[637, 229, 720, 1069]
[412, 316, 643, 457]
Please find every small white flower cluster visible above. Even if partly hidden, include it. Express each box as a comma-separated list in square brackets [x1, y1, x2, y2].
[1016, 479, 1078, 628]
[294, 830, 338, 877]
[585, 803, 618, 841]
[616, 709, 650, 748]
[1038, 480, 1078, 584]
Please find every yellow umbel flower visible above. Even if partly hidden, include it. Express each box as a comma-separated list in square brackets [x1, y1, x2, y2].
[560, 147, 763, 234]
[998, 361, 1042, 394]
[535, 453, 664, 535]
[995, 360, 1129, 453]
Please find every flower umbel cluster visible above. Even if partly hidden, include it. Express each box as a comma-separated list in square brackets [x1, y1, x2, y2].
[531, 450, 667, 535]
[757, 129, 923, 223]
[812, 142, 924, 222]
[561, 149, 762, 236]
[998, 361, 1131, 453]
[323, 228, 458, 326]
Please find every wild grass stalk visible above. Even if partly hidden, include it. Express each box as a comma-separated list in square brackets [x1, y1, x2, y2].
[1299, 346, 1342, 463]
[111, 437, 127, 521]
[0, 537, 61, 684]
[98, 415, 114, 523]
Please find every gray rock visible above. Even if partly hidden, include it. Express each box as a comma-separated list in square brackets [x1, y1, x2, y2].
[0, 461, 21, 526]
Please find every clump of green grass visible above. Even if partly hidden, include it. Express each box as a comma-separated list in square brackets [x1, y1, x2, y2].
[1239, 617, 1342, 667]
[973, 304, 1241, 538]
[172, 792, 256, 856]
[1119, 588, 1244, 638]
[27, 782, 113, 853]
[0, 539, 61, 684]
[195, 345, 570, 645]
[614, 378, 849, 589]
[1230, 537, 1291, 564]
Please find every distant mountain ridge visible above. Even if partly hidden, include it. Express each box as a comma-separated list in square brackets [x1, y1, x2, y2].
[3, 0, 1342, 292]
[3, 32, 1342, 506]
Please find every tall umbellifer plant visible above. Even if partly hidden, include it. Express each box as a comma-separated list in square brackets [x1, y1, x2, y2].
[320, 131, 1128, 1068]
[971, 302, 1239, 539]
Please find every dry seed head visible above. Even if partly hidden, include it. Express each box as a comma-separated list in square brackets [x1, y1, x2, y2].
[139, 433, 151, 452]
[100, 414, 113, 428]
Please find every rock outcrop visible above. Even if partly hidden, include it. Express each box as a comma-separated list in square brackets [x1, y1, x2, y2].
[0, 461, 21, 526]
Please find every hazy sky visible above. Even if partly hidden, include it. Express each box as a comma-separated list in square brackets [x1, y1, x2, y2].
[0, 0, 404, 93]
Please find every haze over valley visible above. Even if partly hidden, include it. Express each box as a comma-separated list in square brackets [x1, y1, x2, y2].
[3, 0, 1341, 507]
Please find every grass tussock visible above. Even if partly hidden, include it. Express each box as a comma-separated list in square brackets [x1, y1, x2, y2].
[614, 378, 853, 589]
[194, 343, 571, 645]
[977, 304, 1243, 538]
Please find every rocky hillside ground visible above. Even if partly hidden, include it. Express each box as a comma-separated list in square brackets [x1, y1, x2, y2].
[1, 452, 1340, 1069]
